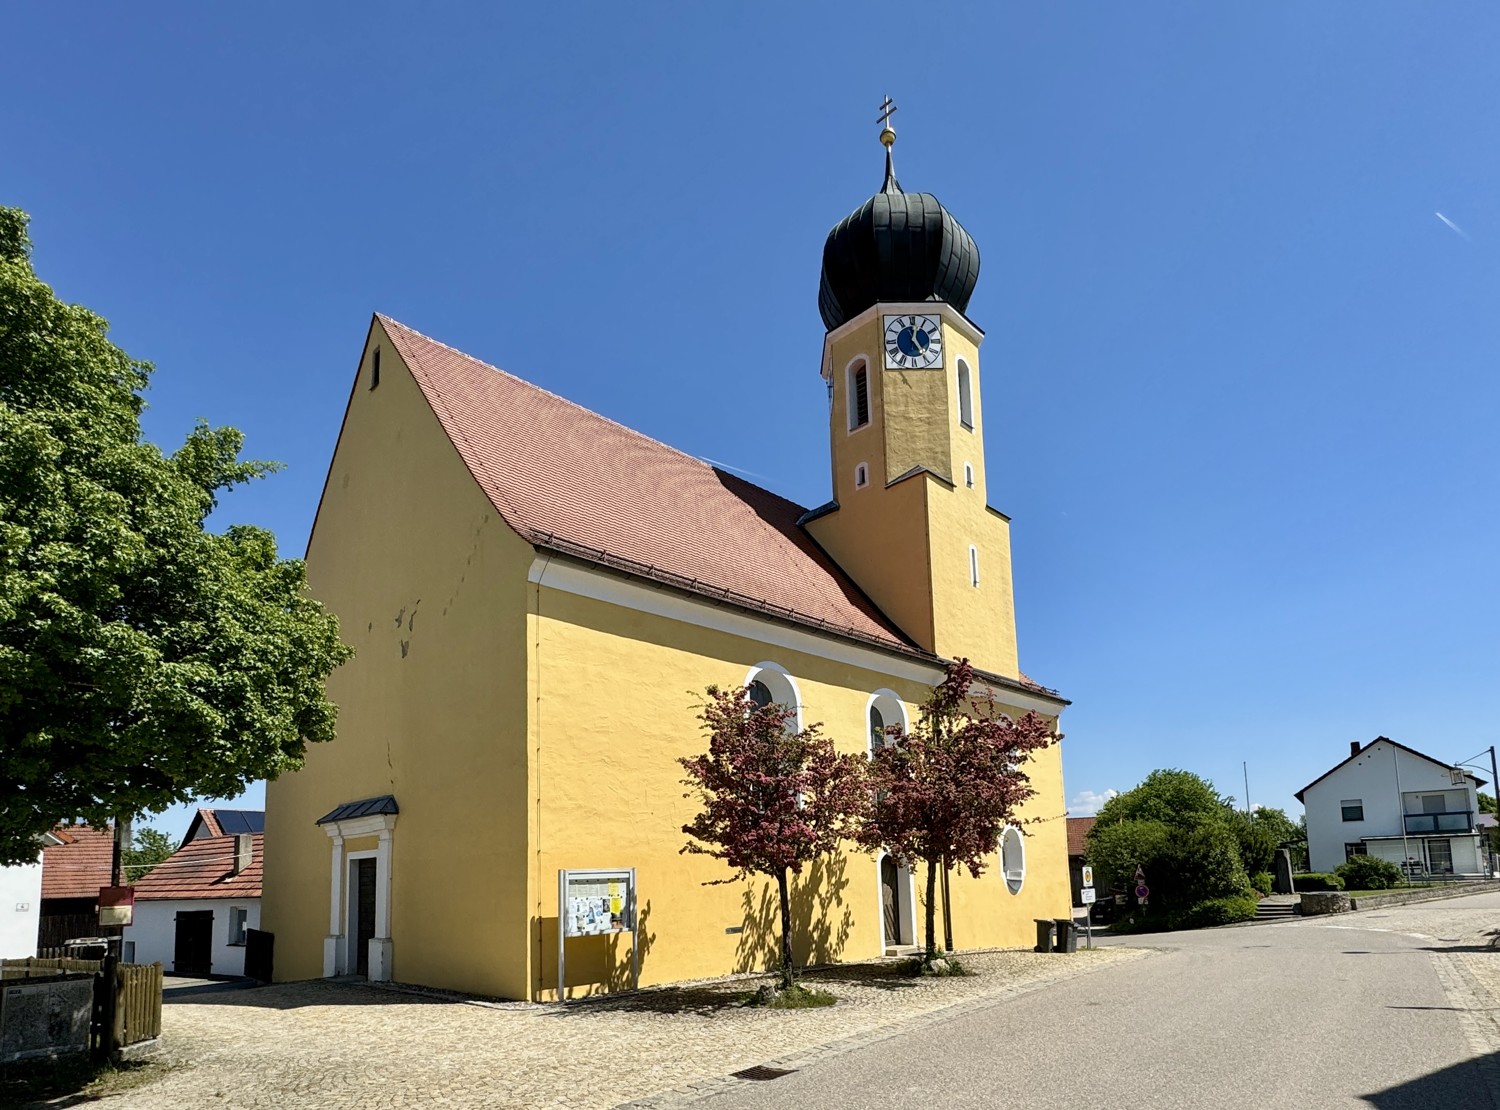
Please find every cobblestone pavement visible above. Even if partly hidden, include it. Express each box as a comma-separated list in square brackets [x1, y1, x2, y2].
[76, 948, 1145, 1110]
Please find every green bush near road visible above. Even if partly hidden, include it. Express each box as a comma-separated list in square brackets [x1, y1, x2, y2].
[1250, 871, 1273, 895]
[1334, 856, 1404, 891]
[1293, 872, 1345, 891]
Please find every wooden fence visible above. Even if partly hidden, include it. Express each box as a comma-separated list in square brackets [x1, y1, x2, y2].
[0, 956, 162, 1056]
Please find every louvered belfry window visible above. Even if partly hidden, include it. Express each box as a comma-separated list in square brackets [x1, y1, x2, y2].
[851, 365, 870, 430]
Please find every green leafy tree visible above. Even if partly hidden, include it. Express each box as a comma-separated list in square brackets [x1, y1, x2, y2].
[1087, 769, 1254, 929]
[0, 208, 353, 865]
[1479, 792, 1496, 816]
[1224, 810, 1278, 876]
[1092, 769, 1230, 827]
[122, 827, 175, 881]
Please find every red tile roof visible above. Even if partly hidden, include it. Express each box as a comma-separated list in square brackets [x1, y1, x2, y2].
[381, 316, 908, 646]
[376, 316, 1060, 698]
[1066, 816, 1096, 858]
[131, 833, 262, 901]
[41, 825, 115, 900]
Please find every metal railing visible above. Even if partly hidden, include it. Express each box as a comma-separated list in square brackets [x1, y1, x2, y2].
[1402, 810, 1474, 834]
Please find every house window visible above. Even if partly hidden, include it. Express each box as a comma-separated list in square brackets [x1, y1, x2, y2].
[1344, 843, 1367, 861]
[855, 463, 869, 488]
[957, 359, 973, 430]
[869, 705, 885, 752]
[228, 906, 249, 946]
[1340, 800, 1364, 822]
[849, 362, 870, 431]
[370, 347, 381, 390]
[747, 680, 773, 709]
[969, 545, 980, 588]
[964, 462, 974, 488]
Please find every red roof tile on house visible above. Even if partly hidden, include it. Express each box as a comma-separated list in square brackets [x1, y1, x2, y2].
[1066, 816, 1096, 858]
[131, 833, 262, 901]
[41, 825, 115, 899]
[376, 317, 1060, 698]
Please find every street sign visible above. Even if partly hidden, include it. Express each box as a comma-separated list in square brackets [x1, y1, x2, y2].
[1135, 883, 1150, 900]
[1133, 864, 1146, 882]
[1081, 887, 1097, 905]
[1081, 866, 1094, 888]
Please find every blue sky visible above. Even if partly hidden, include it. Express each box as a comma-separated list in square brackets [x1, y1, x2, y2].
[5, 4, 1499, 842]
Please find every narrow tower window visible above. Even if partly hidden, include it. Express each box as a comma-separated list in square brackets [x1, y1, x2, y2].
[957, 359, 972, 430]
[964, 462, 974, 488]
[855, 463, 868, 488]
[370, 347, 381, 390]
[969, 545, 980, 588]
[849, 362, 870, 431]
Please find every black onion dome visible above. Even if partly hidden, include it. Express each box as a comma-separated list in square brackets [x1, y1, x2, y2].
[818, 151, 980, 332]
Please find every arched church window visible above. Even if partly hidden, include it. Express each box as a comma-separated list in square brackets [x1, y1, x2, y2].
[849, 362, 870, 431]
[1000, 826, 1025, 894]
[866, 690, 907, 756]
[957, 359, 973, 430]
[747, 680, 773, 709]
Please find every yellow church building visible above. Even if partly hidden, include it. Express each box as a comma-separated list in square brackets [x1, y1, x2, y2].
[262, 128, 1072, 1002]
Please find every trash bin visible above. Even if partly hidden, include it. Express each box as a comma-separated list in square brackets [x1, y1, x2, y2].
[1053, 918, 1078, 954]
[1034, 918, 1057, 953]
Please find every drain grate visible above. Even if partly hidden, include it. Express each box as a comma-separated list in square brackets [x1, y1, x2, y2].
[732, 1065, 797, 1082]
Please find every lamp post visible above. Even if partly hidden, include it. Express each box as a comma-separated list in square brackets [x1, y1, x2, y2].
[1451, 746, 1498, 878]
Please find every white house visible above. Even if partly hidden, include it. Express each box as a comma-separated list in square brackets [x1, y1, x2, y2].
[123, 811, 262, 978]
[0, 833, 63, 958]
[1297, 737, 1489, 877]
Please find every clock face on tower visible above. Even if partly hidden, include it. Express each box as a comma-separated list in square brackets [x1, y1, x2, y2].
[883, 313, 943, 369]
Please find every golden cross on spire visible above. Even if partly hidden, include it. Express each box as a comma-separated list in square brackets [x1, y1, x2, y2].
[877, 95, 898, 148]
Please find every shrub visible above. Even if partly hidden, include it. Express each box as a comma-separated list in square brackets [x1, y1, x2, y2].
[1250, 871, 1273, 896]
[1178, 894, 1259, 928]
[1335, 855, 1403, 891]
[1293, 872, 1344, 891]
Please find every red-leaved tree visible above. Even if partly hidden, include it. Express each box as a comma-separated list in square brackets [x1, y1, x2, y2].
[680, 686, 870, 990]
[861, 659, 1058, 964]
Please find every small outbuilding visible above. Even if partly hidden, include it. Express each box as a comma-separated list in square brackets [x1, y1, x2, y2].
[123, 811, 262, 977]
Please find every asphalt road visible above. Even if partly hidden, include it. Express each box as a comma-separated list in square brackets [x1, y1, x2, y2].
[696, 892, 1500, 1110]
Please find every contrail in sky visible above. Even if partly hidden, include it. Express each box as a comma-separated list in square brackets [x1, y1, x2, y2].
[1435, 211, 1471, 240]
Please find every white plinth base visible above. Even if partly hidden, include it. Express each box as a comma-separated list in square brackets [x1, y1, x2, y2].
[323, 934, 343, 978]
[368, 937, 393, 982]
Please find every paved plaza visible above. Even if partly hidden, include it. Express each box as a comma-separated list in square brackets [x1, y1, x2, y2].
[91, 947, 1146, 1110]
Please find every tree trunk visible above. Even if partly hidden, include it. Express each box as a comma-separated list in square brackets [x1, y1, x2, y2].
[776, 867, 795, 990]
[924, 856, 939, 960]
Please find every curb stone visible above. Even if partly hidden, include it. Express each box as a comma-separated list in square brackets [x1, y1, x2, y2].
[612, 948, 1154, 1109]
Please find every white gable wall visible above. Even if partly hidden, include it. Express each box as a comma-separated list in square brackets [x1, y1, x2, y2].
[1303, 739, 1481, 873]
[124, 898, 260, 977]
[0, 856, 44, 958]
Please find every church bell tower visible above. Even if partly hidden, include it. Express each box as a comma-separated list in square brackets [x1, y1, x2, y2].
[804, 105, 1020, 679]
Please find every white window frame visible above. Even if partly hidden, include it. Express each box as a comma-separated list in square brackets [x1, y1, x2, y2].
[227, 905, 249, 947]
[1000, 825, 1026, 894]
[963, 462, 974, 489]
[742, 663, 804, 732]
[957, 358, 974, 430]
[969, 545, 980, 588]
[855, 463, 869, 489]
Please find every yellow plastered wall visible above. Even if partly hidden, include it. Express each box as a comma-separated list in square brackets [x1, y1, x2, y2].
[262, 320, 536, 1000]
[529, 578, 1069, 999]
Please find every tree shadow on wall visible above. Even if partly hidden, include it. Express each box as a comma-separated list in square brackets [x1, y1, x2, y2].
[732, 854, 854, 977]
[541, 899, 659, 1001]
